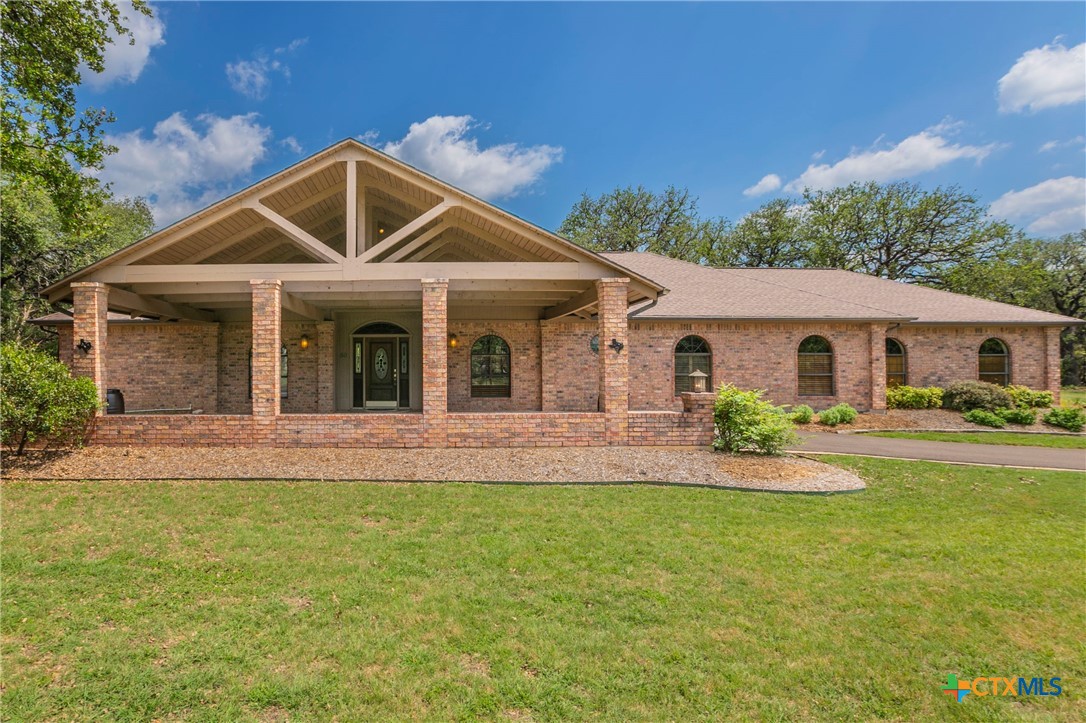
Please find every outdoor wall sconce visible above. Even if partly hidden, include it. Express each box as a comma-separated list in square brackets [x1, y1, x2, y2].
[688, 369, 708, 393]
[299, 334, 310, 351]
[608, 338, 624, 353]
[448, 333, 459, 349]
[76, 338, 93, 354]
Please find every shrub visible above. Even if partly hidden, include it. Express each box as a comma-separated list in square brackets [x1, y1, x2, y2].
[1043, 407, 1086, 433]
[942, 381, 1013, 412]
[996, 407, 1036, 425]
[713, 384, 798, 455]
[963, 409, 1005, 428]
[1004, 385, 1054, 409]
[886, 385, 943, 409]
[789, 404, 814, 424]
[818, 403, 858, 427]
[0, 343, 101, 455]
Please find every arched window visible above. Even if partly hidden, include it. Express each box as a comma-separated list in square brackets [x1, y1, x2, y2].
[798, 336, 834, 396]
[979, 338, 1009, 386]
[471, 335, 511, 397]
[886, 338, 906, 388]
[674, 336, 712, 394]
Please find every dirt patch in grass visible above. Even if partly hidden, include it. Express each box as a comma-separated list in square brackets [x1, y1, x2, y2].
[2, 446, 863, 493]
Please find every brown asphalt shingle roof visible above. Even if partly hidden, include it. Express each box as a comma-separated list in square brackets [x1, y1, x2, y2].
[605, 252, 1080, 325]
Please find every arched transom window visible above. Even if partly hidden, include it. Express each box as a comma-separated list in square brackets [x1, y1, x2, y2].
[979, 338, 1009, 386]
[798, 336, 834, 396]
[674, 336, 712, 394]
[886, 338, 906, 388]
[471, 335, 511, 398]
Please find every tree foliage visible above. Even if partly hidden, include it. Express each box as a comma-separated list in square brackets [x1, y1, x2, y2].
[1, 173, 154, 345]
[1, 0, 151, 228]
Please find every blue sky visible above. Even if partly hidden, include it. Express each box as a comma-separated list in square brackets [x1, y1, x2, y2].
[82, 2, 1085, 236]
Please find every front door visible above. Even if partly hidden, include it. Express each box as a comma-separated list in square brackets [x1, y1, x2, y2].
[365, 338, 398, 408]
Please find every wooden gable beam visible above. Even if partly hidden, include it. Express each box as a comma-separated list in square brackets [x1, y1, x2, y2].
[381, 222, 450, 263]
[108, 287, 216, 322]
[282, 290, 325, 321]
[448, 220, 541, 262]
[543, 287, 599, 320]
[356, 201, 457, 263]
[345, 161, 358, 259]
[245, 200, 345, 264]
[408, 235, 454, 262]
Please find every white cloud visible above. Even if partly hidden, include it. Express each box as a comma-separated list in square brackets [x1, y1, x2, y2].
[226, 38, 307, 100]
[98, 112, 273, 226]
[357, 129, 381, 146]
[83, 1, 165, 89]
[1039, 136, 1085, 153]
[280, 136, 303, 154]
[381, 115, 563, 199]
[998, 40, 1086, 113]
[742, 173, 782, 197]
[783, 124, 999, 192]
[989, 176, 1086, 236]
[811, 150, 825, 161]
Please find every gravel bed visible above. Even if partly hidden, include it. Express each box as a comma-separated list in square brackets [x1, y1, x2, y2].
[1, 446, 864, 494]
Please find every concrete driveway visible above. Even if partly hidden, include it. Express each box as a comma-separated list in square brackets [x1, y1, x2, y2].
[793, 432, 1086, 472]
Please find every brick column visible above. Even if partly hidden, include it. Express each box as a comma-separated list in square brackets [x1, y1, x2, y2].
[597, 278, 629, 445]
[422, 279, 448, 447]
[71, 282, 109, 409]
[1044, 326, 1062, 404]
[869, 324, 887, 413]
[317, 321, 335, 412]
[250, 280, 282, 417]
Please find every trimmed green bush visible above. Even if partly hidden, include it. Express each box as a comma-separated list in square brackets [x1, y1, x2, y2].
[943, 381, 1013, 412]
[886, 385, 943, 409]
[1043, 407, 1086, 433]
[963, 409, 1005, 428]
[713, 384, 798, 455]
[995, 407, 1036, 425]
[1004, 385, 1054, 409]
[818, 403, 858, 427]
[789, 405, 814, 424]
[1, 342, 101, 454]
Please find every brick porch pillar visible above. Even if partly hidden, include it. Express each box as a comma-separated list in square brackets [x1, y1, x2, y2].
[317, 321, 335, 412]
[422, 279, 448, 447]
[250, 280, 282, 417]
[597, 278, 630, 445]
[71, 282, 109, 409]
[869, 324, 887, 413]
[1044, 326, 1062, 404]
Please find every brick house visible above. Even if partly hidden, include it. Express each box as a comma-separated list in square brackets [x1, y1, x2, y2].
[37, 140, 1079, 448]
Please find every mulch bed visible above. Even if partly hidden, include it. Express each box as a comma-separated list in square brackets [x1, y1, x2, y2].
[1, 446, 864, 494]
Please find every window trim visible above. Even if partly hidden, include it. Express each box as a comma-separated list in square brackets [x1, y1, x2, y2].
[674, 335, 712, 395]
[470, 334, 512, 398]
[886, 337, 907, 388]
[978, 337, 1010, 386]
[798, 335, 835, 397]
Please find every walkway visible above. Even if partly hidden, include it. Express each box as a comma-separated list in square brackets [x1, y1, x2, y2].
[794, 432, 1086, 471]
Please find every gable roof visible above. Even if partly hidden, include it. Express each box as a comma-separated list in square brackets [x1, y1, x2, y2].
[43, 139, 664, 299]
[606, 252, 1081, 326]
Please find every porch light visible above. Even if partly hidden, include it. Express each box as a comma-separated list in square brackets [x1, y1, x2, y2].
[299, 334, 310, 351]
[688, 369, 708, 393]
[76, 338, 93, 354]
[448, 333, 459, 349]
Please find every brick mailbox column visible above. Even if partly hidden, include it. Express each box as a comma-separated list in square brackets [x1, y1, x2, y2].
[1044, 326, 1062, 404]
[596, 278, 630, 445]
[869, 324, 887, 413]
[250, 280, 283, 418]
[71, 282, 110, 408]
[422, 279, 449, 447]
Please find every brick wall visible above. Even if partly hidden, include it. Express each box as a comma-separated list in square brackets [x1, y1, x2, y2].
[541, 320, 598, 411]
[107, 323, 219, 413]
[890, 325, 1057, 394]
[628, 321, 876, 411]
[447, 321, 542, 411]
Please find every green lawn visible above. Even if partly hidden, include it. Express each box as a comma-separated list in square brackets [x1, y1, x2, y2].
[3, 458, 1083, 721]
[1062, 387, 1086, 407]
[868, 430, 1086, 449]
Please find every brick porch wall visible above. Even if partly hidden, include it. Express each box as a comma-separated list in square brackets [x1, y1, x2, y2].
[541, 320, 598, 411]
[447, 321, 542, 411]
